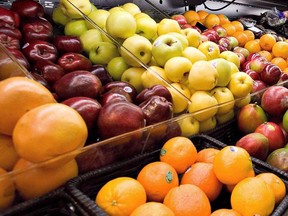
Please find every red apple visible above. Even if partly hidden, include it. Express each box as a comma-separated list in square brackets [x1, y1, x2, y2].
[236, 52, 246, 67]
[212, 25, 227, 37]
[202, 29, 220, 42]
[136, 84, 172, 104]
[251, 80, 268, 104]
[103, 81, 138, 102]
[10, 0, 45, 18]
[260, 63, 282, 86]
[7, 48, 30, 69]
[0, 33, 20, 49]
[171, 14, 187, 26]
[53, 70, 102, 101]
[245, 69, 261, 80]
[30, 72, 51, 91]
[0, 6, 20, 28]
[261, 85, 288, 117]
[97, 101, 145, 139]
[58, 52, 92, 73]
[237, 103, 268, 134]
[266, 147, 288, 172]
[278, 72, 288, 88]
[249, 56, 268, 73]
[235, 132, 269, 160]
[255, 122, 286, 152]
[100, 87, 133, 106]
[0, 26, 22, 40]
[89, 65, 113, 85]
[246, 52, 262, 61]
[218, 37, 232, 50]
[53, 35, 83, 54]
[233, 46, 250, 58]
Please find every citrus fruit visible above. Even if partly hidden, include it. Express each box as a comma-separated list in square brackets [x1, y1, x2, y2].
[213, 146, 254, 185]
[244, 39, 261, 53]
[13, 103, 88, 164]
[243, 30, 255, 41]
[259, 33, 277, 51]
[13, 158, 78, 200]
[0, 168, 15, 211]
[217, 14, 230, 25]
[95, 177, 146, 216]
[137, 161, 179, 202]
[221, 23, 236, 36]
[231, 177, 275, 216]
[204, 14, 220, 29]
[271, 57, 287, 71]
[232, 31, 248, 47]
[258, 50, 273, 61]
[181, 162, 223, 201]
[130, 202, 175, 216]
[210, 208, 241, 216]
[197, 10, 209, 24]
[196, 148, 220, 163]
[163, 184, 211, 216]
[256, 172, 286, 204]
[272, 41, 288, 59]
[230, 20, 244, 32]
[183, 10, 200, 25]
[0, 77, 55, 135]
[160, 136, 197, 174]
[0, 134, 19, 171]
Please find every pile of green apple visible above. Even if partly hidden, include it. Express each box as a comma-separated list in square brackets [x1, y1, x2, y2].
[52, 0, 255, 137]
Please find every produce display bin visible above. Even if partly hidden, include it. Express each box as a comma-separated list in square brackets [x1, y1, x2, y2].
[66, 134, 288, 216]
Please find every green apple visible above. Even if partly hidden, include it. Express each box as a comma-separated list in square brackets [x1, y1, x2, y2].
[198, 41, 220, 60]
[120, 34, 152, 67]
[228, 72, 253, 98]
[52, 5, 71, 26]
[216, 109, 235, 124]
[121, 67, 146, 93]
[167, 32, 189, 49]
[64, 19, 88, 37]
[167, 82, 191, 114]
[151, 34, 183, 67]
[188, 90, 218, 121]
[164, 56, 192, 83]
[209, 58, 232, 86]
[210, 87, 235, 115]
[188, 60, 218, 91]
[106, 56, 130, 81]
[141, 66, 171, 89]
[199, 116, 217, 133]
[157, 18, 181, 35]
[219, 50, 240, 69]
[59, 0, 92, 19]
[89, 41, 120, 65]
[282, 109, 288, 132]
[135, 16, 157, 40]
[178, 114, 200, 137]
[80, 29, 103, 53]
[182, 46, 207, 63]
[86, 9, 110, 29]
[121, 2, 141, 16]
[181, 28, 202, 48]
[106, 10, 136, 39]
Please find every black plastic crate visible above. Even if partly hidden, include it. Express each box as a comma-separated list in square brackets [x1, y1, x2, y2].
[66, 134, 288, 216]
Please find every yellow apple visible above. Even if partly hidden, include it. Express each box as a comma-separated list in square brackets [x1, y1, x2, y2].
[216, 109, 235, 124]
[199, 116, 217, 133]
[141, 66, 171, 88]
[219, 50, 240, 69]
[178, 114, 200, 137]
[182, 46, 207, 63]
[228, 72, 253, 98]
[164, 56, 192, 83]
[134, 12, 151, 19]
[228, 61, 240, 74]
[234, 94, 251, 108]
[167, 32, 189, 49]
[106, 10, 136, 39]
[108, 6, 125, 13]
[198, 41, 220, 60]
[209, 58, 232, 87]
[188, 60, 218, 91]
[167, 83, 191, 114]
[210, 87, 235, 115]
[121, 67, 145, 93]
[121, 2, 141, 16]
[106, 56, 129, 81]
[86, 9, 110, 29]
[79, 29, 103, 53]
[52, 5, 71, 26]
[157, 18, 181, 35]
[135, 16, 157, 40]
[60, 0, 92, 19]
[181, 28, 202, 48]
[188, 90, 218, 121]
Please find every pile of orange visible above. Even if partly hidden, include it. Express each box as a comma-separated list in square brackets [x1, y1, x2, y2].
[95, 136, 287, 216]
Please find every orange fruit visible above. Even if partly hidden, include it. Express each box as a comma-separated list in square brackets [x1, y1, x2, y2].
[203, 13, 220, 29]
[256, 172, 286, 205]
[243, 30, 255, 41]
[259, 33, 277, 51]
[210, 209, 241, 216]
[0, 168, 15, 211]
[130, 202, 175, 216]
[137, 161, 179, 202]
[217, 14, 230, 25]
[13, 103, 88, 164]
[258, 50, 273, 62]
[163, 184, 211, 216]
[244, 39, 261, 53]
[13, 158, 78, 200]
[96, 177, 146, 216]
[231, 177, 275, 216]
[196, 148, 220, 163]
[0, 77, 55, 135]
[0, 134, 19, 171]
[230, 20, 244, 32]
[272, 41, 288, 59]
[181, 162, 223, 201]
[221, 23, 236, 36]
[160, 136, 197, 174]
[213, 146, 254, 185]
[197, 10, 209, 24]
[284, 67, 288, 74]
[232, 31, 249, 47]
[271, 57, 287, 71]
[183, 10, 200, 25]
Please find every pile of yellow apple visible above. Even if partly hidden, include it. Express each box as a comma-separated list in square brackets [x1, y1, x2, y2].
[52, 0, 254, 136]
